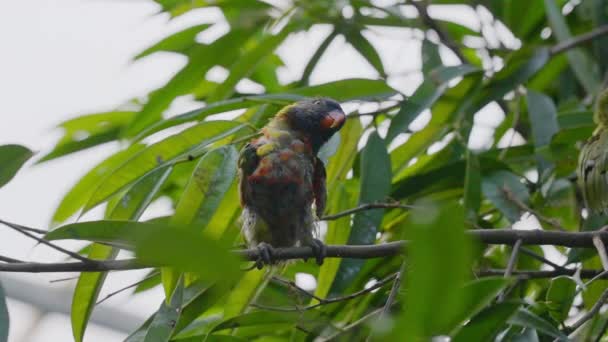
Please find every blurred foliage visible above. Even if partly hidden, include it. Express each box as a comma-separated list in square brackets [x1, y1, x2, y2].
[3, 0, 608, 340]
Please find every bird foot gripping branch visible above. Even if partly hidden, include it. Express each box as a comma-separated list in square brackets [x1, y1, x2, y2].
[238, 98, 345, 269]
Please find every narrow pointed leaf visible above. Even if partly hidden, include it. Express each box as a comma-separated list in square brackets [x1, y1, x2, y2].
[70, 166, 172, 342]
[0, 144, 33, 189]
[84, 121, 245, 212]
[51, 144, 146, 224]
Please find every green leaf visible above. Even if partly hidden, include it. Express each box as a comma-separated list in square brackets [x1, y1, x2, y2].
[222, 269, 268, 319]
[39, 112, 135, 162]
[449, 277, 512, 335]
[0, 144, 33, 189]
[71, 244, 118, 342]
[394, 203, 472, 340]
[464, 151, 481, 223]
[172, 284, 228, 335]
[135, 79, 396, 141]
[144, 278, 184, 342]
[473, 48, 550, 112]
[325, 118, 362, 190]
[509, 308, 568, 340]
[171, 146, 238, 228]
[0, 281, 8, 342]
[389, 72, 482, 175]
[135, 24, 211, 60]
[70, 165, 172, 342]
[386, 65, 480, 142]
[527, 90, 559, 174]
[135, 226, 240, 283]
[331, 132, 391, 294]
[546, 276, 576, 323]
[84, 121, 245, 212]
[342, 27, 385, 77]
[453, 302, 520, 342]
[211, 311, 301, 333]
[314, 183, 357, 301]
[125, 29, 255, 136]
[481, 170, 530, 223]
[51, 144, 146, 224]
[207, 23, 298, 102]
[545, 0, 600, 94]
[162, 146, 238, 296]
[421, 39, 443, 74]
[527, 90, 559, 149]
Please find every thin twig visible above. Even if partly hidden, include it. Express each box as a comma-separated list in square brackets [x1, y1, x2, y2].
[318, 307, 385, 342]
[321, 202, 417, 221]
[96, 271, 160, 305]
[409, 0, 467, 63]
[504, 239, 522, 278]
[551, 24, 608, 55]
[0, 255, 23, 263]
[7, 229, 608, 273]
[0, 219, 47, 234]
[520, 247, 566, 270]
[569, 288, 608, 332]
[477, 269, 608, 279]
[252, 273, 398, 312]
[49, 276, 80, 283]
[502, 188, 564, 231]
[0, 219, 93, 263]
[593, 235, 608, 271]
[346, 103, 401, 119]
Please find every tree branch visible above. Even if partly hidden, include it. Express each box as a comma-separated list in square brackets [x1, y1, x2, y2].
[321, 202, 416, 220]
[569, 287, 608, 332]
[5, 229, 608, 273]
[0, 219, 93, 263]
[477, 269, 608, 279]
[551, 24, 608, 56]
[409, 0, 467, 63]
[252, 273, 398, 312]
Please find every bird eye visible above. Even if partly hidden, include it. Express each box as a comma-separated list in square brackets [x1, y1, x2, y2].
[313, 100, 321, 105]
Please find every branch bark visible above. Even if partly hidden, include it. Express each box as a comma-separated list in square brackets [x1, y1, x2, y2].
[5, 229, 608, 273]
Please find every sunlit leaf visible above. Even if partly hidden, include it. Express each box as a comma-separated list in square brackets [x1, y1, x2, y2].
[207, 23, 299, 102]
[70, 165, 172, 342]
[84, 121, 246, 212]
[39, 112, 135, 162]
[144, 278, 184, 342]
[135, 24, 211, 60]
[51, 144, 146, 224]
[135, 79, 396, 141]
[125, 29, 256, 136]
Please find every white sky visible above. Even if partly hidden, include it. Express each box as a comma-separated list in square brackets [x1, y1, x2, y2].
[0, 1, 509, 341]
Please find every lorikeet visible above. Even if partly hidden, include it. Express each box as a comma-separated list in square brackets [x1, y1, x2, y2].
[578, 89, 608, 214]
[238, 98, 346, 268]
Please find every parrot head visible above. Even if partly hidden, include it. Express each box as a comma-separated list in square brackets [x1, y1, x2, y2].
[278, 97, 346, 153]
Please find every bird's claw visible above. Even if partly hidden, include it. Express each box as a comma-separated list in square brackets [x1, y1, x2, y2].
[310, 238, 326, 265]
[255, 242, 275, 269]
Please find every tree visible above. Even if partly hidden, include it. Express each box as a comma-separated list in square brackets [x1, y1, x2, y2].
[2, 0, 608, 340]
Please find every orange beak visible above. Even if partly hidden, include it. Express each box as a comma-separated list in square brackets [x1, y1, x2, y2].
[320, 109, 346, 130]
